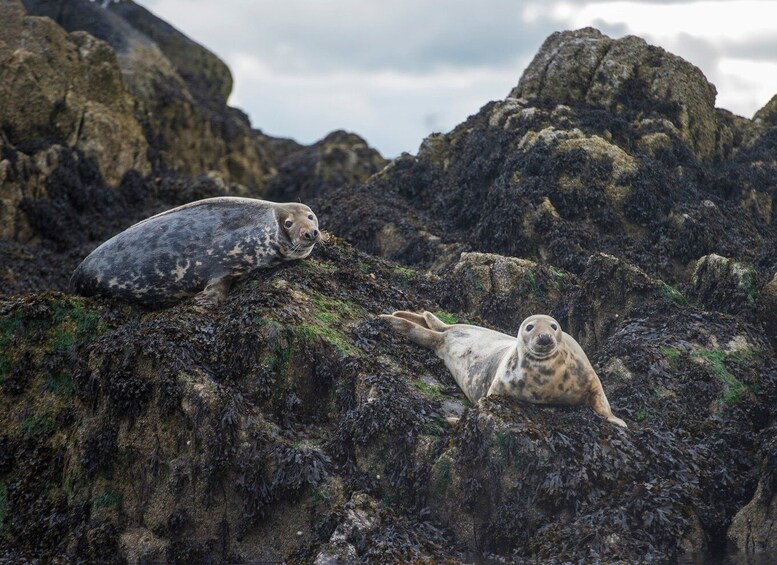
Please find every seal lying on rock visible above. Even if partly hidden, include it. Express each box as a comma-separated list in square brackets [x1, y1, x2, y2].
[71, 197, 319, 307]
[380, 311, 627, 427]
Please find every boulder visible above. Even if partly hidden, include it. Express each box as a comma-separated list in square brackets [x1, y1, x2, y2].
[21, 0, 274, 188]
[511, 28, 720, 161]
[0, 0, 149, 239]
[265, 130, 387, 202]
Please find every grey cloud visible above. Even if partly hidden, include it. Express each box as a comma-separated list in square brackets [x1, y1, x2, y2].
[726, 37, 777, 61]
[143, 0, 557, 74]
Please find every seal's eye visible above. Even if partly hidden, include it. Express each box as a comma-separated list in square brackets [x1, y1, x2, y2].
[551, 323, 558, 330]
[526, 324, 534, 332]
[284, 219, 293, 228]
[308, 214, 314, 221]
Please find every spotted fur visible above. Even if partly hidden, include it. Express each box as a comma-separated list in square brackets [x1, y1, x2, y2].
[380, 311, 627, 427]
[71, 197, 319, 307]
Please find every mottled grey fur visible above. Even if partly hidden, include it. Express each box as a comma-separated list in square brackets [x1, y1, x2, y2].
[71, 197, 319, 307]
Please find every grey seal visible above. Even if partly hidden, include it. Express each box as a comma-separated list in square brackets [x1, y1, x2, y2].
[380, 311, 627, 427]
[71, 197, 319, 307]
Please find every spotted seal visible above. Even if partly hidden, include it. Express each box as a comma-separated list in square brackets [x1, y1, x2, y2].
[380, 311, 626, 427]
[71, 197, 319, 307]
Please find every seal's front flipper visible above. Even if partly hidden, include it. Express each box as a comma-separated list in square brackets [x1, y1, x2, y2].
[588, 380, 628, 428]
[379, 314, 443, 350]
[194, 276, 232, 307]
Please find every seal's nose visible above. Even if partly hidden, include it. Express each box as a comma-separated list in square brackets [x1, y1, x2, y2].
[304, 229, 319, 241]
[536, 333, 553, 347]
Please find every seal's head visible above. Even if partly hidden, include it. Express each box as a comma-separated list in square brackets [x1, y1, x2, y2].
[519, 314, 563, 358]
[276, 203, 320, 259]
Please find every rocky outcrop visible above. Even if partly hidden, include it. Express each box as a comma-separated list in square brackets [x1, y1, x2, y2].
[1, 12, 777, 564]
[265, 130, 388, 202]
[317, 29, 774, 288]
[20, 0, 274, 187]
[0, 0, 149, 239]
[511, 28, 724, 162]
[1, 0, 383, 254]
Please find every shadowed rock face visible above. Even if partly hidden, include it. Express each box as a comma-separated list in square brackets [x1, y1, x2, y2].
[1, 12, 777, 565]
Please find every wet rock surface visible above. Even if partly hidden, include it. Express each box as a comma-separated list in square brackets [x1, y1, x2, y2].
[0, 10, 776, 565]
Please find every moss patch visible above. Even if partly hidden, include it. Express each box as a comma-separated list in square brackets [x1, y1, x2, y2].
[412, 379, 445, 399]
[432, 311, 459, 325]
[661, 347, 682, 369]
[659, 282, 687, 305]
[93, 490, 121, 510]
[691, 349, 751, 405]
[433, 454, 453, 494]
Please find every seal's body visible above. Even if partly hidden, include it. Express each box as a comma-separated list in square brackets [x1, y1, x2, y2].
[381, 311, 626, 427]
[71, 197, 319, 307]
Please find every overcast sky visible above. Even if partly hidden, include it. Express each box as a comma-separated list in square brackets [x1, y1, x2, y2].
[138, 0, 777, 157]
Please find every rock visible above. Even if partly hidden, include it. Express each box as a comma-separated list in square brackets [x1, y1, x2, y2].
[265, 130, 387, 202]
[21, 0, 274, 188]
[571, 253, 690, 351]
[754, 93, 777, 126]
[728, 425, 777, 552]
[439, 251, 574, 331]
[0, 0, 149, 239]
[511, 28, 720, 161]
[108, 0, 233, 107]
[688, 254, 759, 317]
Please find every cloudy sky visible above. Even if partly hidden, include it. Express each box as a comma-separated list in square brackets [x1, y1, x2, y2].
[138, 0, 777, 158]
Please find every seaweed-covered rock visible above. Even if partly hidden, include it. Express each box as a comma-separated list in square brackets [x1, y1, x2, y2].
[688, 254, 759, 317]
[265, 130, 388, 202]
[316, 29, 774, 289]
[439, 251, 574, 330]
[3, 237, 774, 563]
